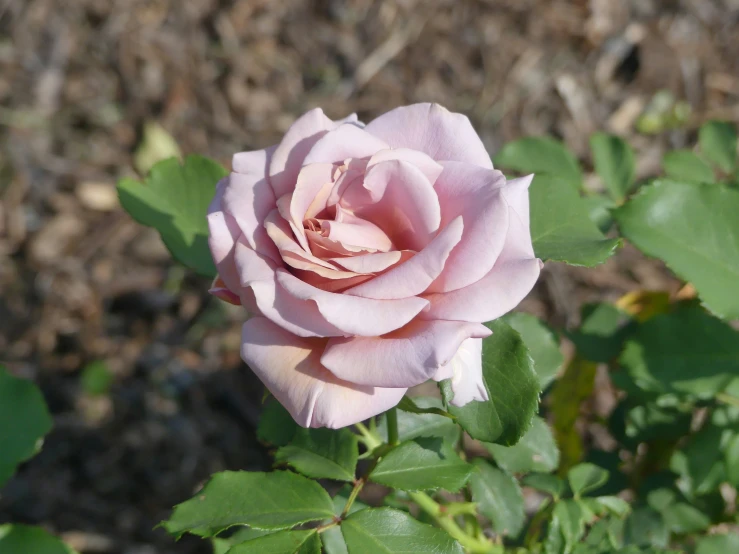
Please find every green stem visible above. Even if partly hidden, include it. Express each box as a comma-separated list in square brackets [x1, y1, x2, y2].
[341, 478, 366, 518]
[409, 492, 495, 553]
[386, 407, 399, 446]
[355, 422, 382, 450]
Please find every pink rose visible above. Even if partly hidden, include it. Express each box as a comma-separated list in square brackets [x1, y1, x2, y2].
[208, 104, 541, 428]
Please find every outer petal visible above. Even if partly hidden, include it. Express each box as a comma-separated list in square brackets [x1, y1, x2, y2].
[275, 270, 429, 336]
[321, 319, 491, 388]
[426, 162, 509, 293]
[269, 109, 338, 198]
[366, 148, 444, 185]
[241, 317, 406, 428]
[353, 159, 442, 250]
[364, 103, 493, 169]
[442, 338, 488, 406]
[345, 216, 463, 299]
[303, 124, 389, 166]
[207, 176, 244, 295]
[499, 175, 535, 259]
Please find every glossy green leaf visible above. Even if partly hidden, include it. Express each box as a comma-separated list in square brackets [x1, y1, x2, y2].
[494, 137, 583, 188]
[0, 367, 53, 487]
[275, 428, 358, 482]
[662, 150, 714, 183]
[567, 303, 635, 363]
[530, 175, 620, 266]
[377, 398, 460, 444]
[370, 437, 473, 492]
[583, 194, 616, 233]
[485, 416, 559, 474]
[118, 155, 228, 277]
[212, 529, 272, 554]
[522, 473, 567, 498]
[619, 304, 739, 399]
[227, 530, 320, 554]
[468, 460, 525, 536]
[614, 180, 739, 320]
[341, 508, 463, 554]
[568, 463, 609, 497]
[696, 533, 739, 554]
[162, 471, 334, 537]
[0, 525, 76, 554]
[440, 320, 539, 445]
[590, 133, 636, 201]
[502, 312, 563, 389]
[699, 120, 737, 173]
[258, 400, 298, 447]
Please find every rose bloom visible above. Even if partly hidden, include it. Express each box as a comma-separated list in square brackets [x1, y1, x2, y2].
[208, 104, 541, 428]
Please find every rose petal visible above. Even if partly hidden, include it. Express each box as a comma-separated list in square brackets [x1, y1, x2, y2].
[321, 319, 491, 388]
[241, 317, 406, 428]
[426, 162, 509, 293]
[264, 209, 338, 271]
[364, 103, 493, 169]
[441, 338, 488, 406]
[345, 216, 463, 299]
[209, 276, 241, 305]
[500, 174, 535, 258]
[318, 206, 395, 252]
[352, 159, 441, 250]
[275, 270, 429, 336]
[302, 124, 389, 166]
[207, 176, 245, 294]
[366, 148, 444, 185]
[330, 251, 410, 273]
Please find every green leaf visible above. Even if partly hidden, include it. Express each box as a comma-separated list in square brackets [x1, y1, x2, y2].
[133, 121, 183, 175]
[227, 530, 320, 554]
[440, 320, 539, 445]
[614, 180, 739, 320]
[377, 398, 460, 444]
[661, 502, 710, 534]
[670, 423, 727, 496]
[553, 500, 586, 550]
[485, 416, 559, 474]
[117, 155, 228, 277]
[530, 175, 621, 266]
[212, 529, 273, 554]
[321, 527, 349, 554]
[258, 400, 299, 447]
[275, 428, 358, 482]
[397, 396, 456, 420]
[162, 471, 334, 538]
[583, 194, 616, 233]
[594, 496, 630, 518]
[0, 525, 76, 554]
[619, 304, 739, 399]
[341, 508, 463, 554]
[725, 432, 739, 485]
[619, 402, 692, 448]
[699, 120, 737, 173]
[568, 463, 609, 497]
[502, 312, 563, 389]
[370, 437, 473, 492]
[567, 303, 635, 363]
[590, 133, 636, 202]
[468, 460, 526, 536]
[662, 150, 714, 183]
[696, 534, 739, 554]
[494, 137, 583, 189]
[522, 473, 567, 498]
[0, 367, 53, 487]
[623, 507, 668, 548]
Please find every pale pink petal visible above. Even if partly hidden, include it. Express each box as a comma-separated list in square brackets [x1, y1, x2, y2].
[295, 270, 374, 293]
[264, 209, 337, 271]
[241, 317, 406, 428]
[292, 163, 337, 221]
[364, 103, 493, 169]
[232, 145, 276, 175]
[302, 124, 389, 166]
[318, 207, 395, 253]
[306, 230, 379, 258]
[269, 109, 335, 198]
[330, 251, 410, 273]
[209, 276, 241, 305]
[366, 148, 444, 185]
[275, 270, 429, 336]
[426, 162, 509, 293]
[353, 159, 441, 250]
[442, 338, 488, 406]
[500, 175, 535, 259]
[321, 320, 491, 388]
[207, 177, 244, 295]
[345, 216, 463, 299]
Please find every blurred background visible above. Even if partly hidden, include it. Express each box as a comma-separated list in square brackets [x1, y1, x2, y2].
[1, 1, 738, 552]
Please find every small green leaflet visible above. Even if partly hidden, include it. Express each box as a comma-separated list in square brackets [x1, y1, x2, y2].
[468, 460, 526, 536]
[341, 508, 464, 554]
[258, 400, 299, 447]
[614, 180, 739, 320]
[590, 133, 636, 202]
[530, 175, 621, 266]
[568, 463, 610, 497]
[0, 525, 77, 554]
[397, 396, 456, 420]
[0, 367, 53, 488]
[485, 416, 559, 474]
[501, 312, 563, 389]
[662, 150, 714, 183]
[494, 136, 583, 190]
[696, 533, 739, 554]
[377, 398, 460, 444]
[162, 471, 334, 538]
[522, 473, 567, 498]
[370, 437, 473, 492]
[118, 155, 228, 277]
[226, 530, 321, 554]
[275, 428, 358, 482]
[699, 120, 737, 173]
[440, 320, 539, 445]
